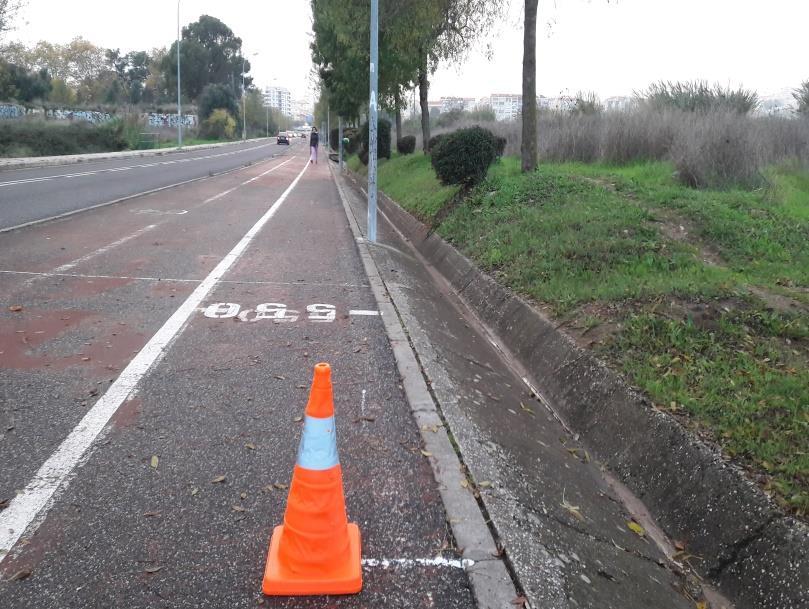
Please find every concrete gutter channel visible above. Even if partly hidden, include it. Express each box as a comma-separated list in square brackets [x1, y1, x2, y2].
[335, 165, 807, 609]
[0, 137, 269, 171]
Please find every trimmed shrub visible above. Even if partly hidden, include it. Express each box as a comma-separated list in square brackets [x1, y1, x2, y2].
[358, 147, 368, 165]
[397, 135, 416, 155]
[430, 126, 499, 186]
[198, 84, 238, 121]
[343, 127, 360, 154]
[427, 133, 445, 152]
[358, 118, 391, 165]
[330, 127, 339, 151]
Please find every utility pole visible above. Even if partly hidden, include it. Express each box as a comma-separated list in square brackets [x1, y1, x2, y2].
[327, 104, 330, 152]
[367, 0, 378, 242]
[176, 0, 182, 148]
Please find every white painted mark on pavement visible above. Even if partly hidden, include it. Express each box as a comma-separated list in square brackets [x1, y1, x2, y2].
[349, 310, 380, 316]
[307, 303, 336, 323]
[132, 209, 188, 215]
[53, 224, 158, 274]
[201, 157, 294, 205]
[0, 158, 310, 563]
[361, 557, 475, 570]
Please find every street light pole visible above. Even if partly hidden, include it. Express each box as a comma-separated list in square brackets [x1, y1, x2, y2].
[176, 0, 182, 148]
[367, 0, 379, 242]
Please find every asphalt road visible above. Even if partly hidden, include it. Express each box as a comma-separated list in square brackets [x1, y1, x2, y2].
[0, 151, 474, 607]
[0, 139, 301, 231]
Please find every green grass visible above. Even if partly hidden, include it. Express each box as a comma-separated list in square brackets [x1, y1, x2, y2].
[364, 152, 809, 515]
[153, 137, 223, 149]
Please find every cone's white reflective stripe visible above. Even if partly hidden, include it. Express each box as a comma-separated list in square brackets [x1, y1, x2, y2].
[297, 415, 340, 470]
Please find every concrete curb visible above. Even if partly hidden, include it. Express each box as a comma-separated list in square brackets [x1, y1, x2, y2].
[345, 169, 808, 609]
[0, 138, 269, 171]
[331, 165, 521, 609]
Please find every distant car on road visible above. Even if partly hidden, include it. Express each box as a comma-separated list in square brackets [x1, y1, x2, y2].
[277, 132, 290, 145]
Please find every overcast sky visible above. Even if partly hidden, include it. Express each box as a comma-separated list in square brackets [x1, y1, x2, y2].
[8, 0, 807, 104]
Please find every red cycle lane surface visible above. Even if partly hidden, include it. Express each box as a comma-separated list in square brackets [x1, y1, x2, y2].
[0, 159, 475, 608]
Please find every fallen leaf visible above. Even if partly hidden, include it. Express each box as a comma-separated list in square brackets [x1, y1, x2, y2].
[296, 384, 307, 389]
[232, 505, 246, 512]
[420, 450, 433, 457]
[211, 475, 226, 484]
[273, 375, 286, 380]
[627, 521, 646, 537]
[150, 455, 159, 469]
[144, 566, 163, 574]
[561, 490, 584, 521]
[245, 443, 256, 450]
[10, 569, 31, 581]
[240, 492, 247, 499]
[190, 487, 199, 496]
[519, 402, 535, 416]
[293, 416, 303, 423]
[460, 479, 469, 489]
[674, 540, 686, 551]
[8, 305, 23, 312]
[479, 481, 492, 488]
[510, 596, 527, 607]
[81, 357, 91, 362]
[273, 482, 288, 490]
[695, 603, 707, 609]
[143, 511, 161, 518]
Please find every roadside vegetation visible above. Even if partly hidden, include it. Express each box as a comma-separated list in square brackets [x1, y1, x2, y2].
[348, 106, 809, 514]
[0, 15, 289, 157]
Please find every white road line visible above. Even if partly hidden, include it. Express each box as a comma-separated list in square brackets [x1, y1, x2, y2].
[361, 557, 475, 569]
[202, 157, 294, 204]
[0, 159, 310, 563]
[349, 309, 380, 316]
[0, 143, 273, 188]
[53, 224, 158, 274]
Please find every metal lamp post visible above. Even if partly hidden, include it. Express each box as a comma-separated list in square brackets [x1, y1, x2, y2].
[176, 0, 182, 148]
[367, 0, 379, 242]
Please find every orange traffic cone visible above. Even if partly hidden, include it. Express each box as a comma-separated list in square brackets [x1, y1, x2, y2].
[262, 362, 362, 596]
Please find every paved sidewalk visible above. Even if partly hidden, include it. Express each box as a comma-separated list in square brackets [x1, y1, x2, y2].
[1, 158, 480, 607]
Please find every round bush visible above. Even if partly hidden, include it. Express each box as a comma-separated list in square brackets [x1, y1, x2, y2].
[430, 126, 499, 186]
[427, 133, 445, 152]
[359, 118, 391, 165]
[397, 135, 416, 155]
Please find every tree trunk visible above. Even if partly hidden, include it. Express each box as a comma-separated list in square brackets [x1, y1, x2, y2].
[521, 0, 538, 172]
[418, 64, 431, 153]
[395, 105, 402, 144]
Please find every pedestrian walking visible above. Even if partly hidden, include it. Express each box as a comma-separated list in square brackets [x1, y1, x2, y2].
[309, 128, 319, 164]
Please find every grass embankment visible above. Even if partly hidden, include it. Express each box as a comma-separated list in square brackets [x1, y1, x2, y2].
[358, 152, 809, 515]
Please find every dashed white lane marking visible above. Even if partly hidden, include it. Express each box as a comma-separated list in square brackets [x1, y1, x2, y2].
[132, 209, 188, 215]
[349, 309, 380, 316]
[19, 224, 157, 288]
[361, 557, 475, 570]
[0, 158, 310, 563]
[52, 224, 158, 274]
[0, 143, 274, 188]
[201, 157, 293, 204]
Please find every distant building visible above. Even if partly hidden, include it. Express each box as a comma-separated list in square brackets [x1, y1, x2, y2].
[489, 93, 522, 121]
[291, 98, 313, 123]
[264, 86, 292, 117]
[756, 89, 797, 117]
[604, 96, 634, 111]
[440, 96, 476, 113]
[427, 100, 443, 118]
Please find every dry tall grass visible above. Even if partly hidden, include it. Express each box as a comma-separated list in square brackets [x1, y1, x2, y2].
[406, 109, 809, 188]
